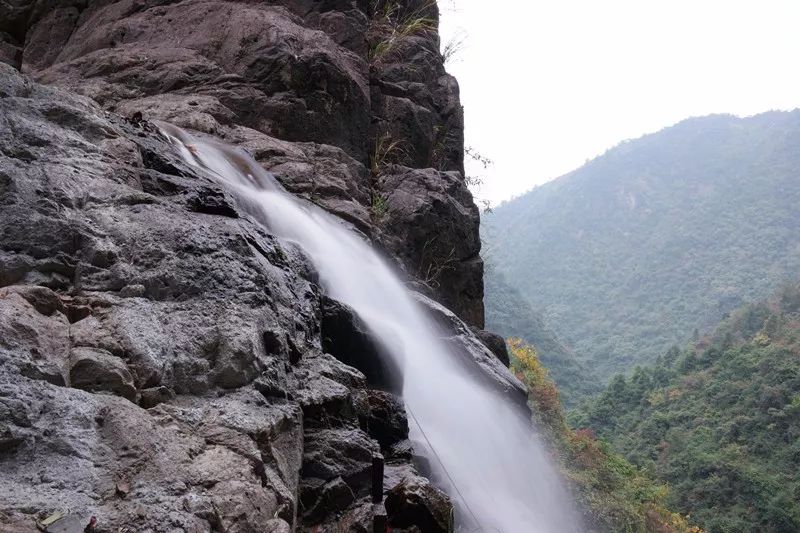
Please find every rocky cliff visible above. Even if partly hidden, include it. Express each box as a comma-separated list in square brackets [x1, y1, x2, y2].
[2, 0, 483, 326]
[0, 1, 510, 532]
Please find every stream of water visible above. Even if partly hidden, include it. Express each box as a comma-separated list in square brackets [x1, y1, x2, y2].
[159, 123, 582, 532]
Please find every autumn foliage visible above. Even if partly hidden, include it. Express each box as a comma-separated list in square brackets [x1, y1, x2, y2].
[508, 338, 701, 533]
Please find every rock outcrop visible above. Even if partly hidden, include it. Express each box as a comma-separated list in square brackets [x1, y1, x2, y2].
[4, 0, 483, 326]
[0, 61, 457, 532]
[0, 1, 504, 531]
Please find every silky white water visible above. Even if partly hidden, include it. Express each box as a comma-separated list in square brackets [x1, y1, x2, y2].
[159, 123, 582, 533]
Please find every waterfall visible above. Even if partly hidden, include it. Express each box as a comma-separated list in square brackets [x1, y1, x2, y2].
[158, 123, 582, 533]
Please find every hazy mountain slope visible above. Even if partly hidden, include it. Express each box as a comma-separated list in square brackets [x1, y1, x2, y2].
[483, 259, 599, 404]
[483, 110, 800, 380]
[570, 282, 800, 532]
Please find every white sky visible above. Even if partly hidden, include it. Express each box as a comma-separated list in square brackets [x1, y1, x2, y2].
[438, 0, 800, 205]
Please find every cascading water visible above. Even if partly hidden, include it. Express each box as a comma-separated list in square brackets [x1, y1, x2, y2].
[159, 123, 582, 533]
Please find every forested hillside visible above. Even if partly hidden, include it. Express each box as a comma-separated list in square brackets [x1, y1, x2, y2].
[484, 260, 599, 404]
[570, 282, 800, 532]
[483, 110, 800, 382]
[508, 339, 700, 533]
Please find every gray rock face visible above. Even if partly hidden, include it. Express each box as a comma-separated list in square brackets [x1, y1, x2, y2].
[321, 295, 402, 392]
[68, 346, 137, 401]
[385, 473, 454, 533]
[354, 389, 410, 451]
[3, 0, 484, 326]
[0, 63, 454, 531]
[0, 1, 515, 530]
[378, 166, 483, 327]
[470, 327, 511, 366]
[0, 63, 311, 530]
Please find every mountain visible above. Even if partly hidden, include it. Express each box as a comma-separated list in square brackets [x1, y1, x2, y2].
[570, 282, 800, 532]
[484, 258, 600, 404]
[483, 111, 800, 383]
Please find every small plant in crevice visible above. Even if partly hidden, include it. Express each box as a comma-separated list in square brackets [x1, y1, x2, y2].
[429, 121, 459, 171]
[441, 28, 467, 65]
[369, 131, 408, 223]
[430, 124, 446, 170]
[368, 0, 436, 63]
[464, 145, 495, 212]
[370, 131, 407, 178]
[430, 105, 466, 171]
[464, 174, 483, 188]
[418, 236, 458, 288]
[370, 192, 389, 221]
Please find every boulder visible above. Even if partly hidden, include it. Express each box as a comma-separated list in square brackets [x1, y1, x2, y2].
[0, 287, 70, 385]
[300, 477, 356, 525]
[321, 296, 402, 392]
[69, 315, 123, 356]
[470, 327, 511, 366]
[385, 474, 453, 533]
[68, 347, 137, 402]
[300, 428, 380, 523]
[138, 386, 175, 409]
[0, 285, 64, 316]
[301, 428, 380, 494]
[291, 354, 359, 428]
[354, 389, 409, 450]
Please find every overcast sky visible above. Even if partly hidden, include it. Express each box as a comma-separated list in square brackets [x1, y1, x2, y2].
[438, 0, 800, 205]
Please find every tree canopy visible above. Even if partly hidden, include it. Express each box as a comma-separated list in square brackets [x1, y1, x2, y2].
[570, 282, 800, 532]
[483, 110, 800, 386]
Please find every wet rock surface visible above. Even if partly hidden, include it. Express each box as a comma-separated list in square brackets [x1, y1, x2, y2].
[354, 389, 410, 450]
[413, 292, 529, 410]
[470, 326, 511, 366]
[4, 0, 484, 326]
[321, 295, 402, 392]
[0, 62, 457, 531]
[0, 64, 312, 530]
[385, 473, 454, 533]
[0, 1, 512, 530]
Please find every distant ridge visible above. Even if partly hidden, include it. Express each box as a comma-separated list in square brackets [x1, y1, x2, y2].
[483, 109, 800, 384]
[483, 259, 599, 405]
